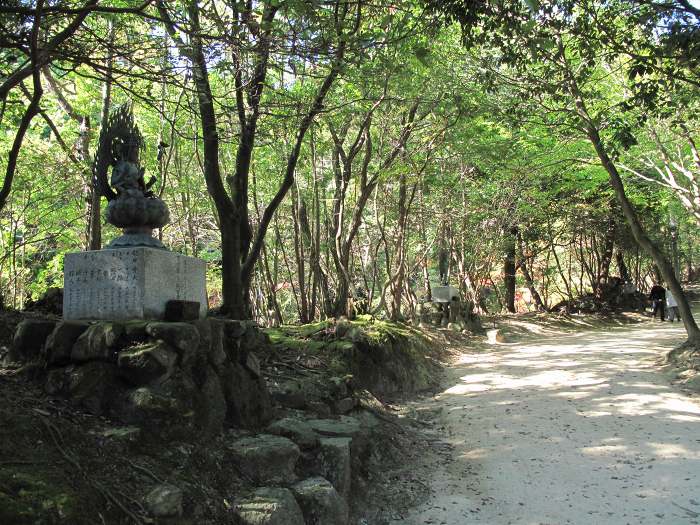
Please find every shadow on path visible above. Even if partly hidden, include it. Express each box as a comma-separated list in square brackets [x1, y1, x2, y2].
[405, 319, 700, 525]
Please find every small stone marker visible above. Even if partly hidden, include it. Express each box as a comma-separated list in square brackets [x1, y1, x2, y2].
[63, 248, 207, 320]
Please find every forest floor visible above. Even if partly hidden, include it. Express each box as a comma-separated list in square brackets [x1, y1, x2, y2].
[398, 307, 700, 524]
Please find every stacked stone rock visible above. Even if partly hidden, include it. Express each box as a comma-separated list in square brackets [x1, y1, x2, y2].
[231, 415, 374, 525]
[8, 318, 383, 524]
[10, 318, 272, 437]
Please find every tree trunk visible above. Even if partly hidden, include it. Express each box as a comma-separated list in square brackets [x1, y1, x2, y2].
[585, 123, 700, 343]
[503, 226, 517, 313]
[517, 233, 546, 311]
[390, 174, 410, 320]
[616, 251, 630, 282]
[292, 187, 309, 323]
[594, 211, 616, 297]
[0, 14, 44, 215]
[559, 36, 700, 343]
[161, 1, 244, 316]
[88, 18, 114, 251]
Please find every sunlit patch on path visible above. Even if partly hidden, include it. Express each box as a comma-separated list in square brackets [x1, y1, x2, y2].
[404, 320, 700, 525]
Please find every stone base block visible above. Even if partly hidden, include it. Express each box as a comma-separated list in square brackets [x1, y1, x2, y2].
[63, 248, 207, 320]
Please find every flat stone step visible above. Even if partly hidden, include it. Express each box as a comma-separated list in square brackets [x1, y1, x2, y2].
[234, 487, 304, 525]
[229, 434, 300, 485]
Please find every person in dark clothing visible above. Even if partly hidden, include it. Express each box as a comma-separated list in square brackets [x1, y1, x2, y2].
[648, 283, 666, 321]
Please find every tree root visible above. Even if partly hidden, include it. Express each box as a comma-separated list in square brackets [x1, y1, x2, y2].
[38, 415, 149, 524]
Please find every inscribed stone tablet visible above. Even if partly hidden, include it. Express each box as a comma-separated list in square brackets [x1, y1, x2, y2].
[63, 248, 207, 320]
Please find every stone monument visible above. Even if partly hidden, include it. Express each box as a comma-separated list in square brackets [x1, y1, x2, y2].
[63, 105, 207, 320]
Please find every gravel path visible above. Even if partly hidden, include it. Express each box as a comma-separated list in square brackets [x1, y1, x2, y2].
[404, 319, 700, 525]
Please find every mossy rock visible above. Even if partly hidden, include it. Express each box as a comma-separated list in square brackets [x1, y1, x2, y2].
[264, 317, 440, 398]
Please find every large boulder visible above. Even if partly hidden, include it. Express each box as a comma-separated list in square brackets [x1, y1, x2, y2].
[9, 319, 56, 362]
[122, 321, 149, 343]
[307, 416, 368, 462]
[268, 380, 307, 410]
[71, 323, 124, 362]
[45, 367, 70, 396]
[43, 321, 90, 365]
[333, 398, 356, 415]
[291, 477, 348, 525]
[229, 434, 300, 485]
[117, 341, 177, 386]
[145, 322, 199, 365]
[23, 287, 63, 315]
[45, 362, 120, 415]
[68, 362, 120, 414]
[205, 319, 227, 369]
[233, 487, 304, 525]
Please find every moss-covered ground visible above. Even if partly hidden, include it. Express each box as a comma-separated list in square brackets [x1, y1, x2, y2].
[263, 315, 446, 398]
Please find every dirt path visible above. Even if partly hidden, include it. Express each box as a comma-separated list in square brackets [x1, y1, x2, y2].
[403, 319, 700, 525]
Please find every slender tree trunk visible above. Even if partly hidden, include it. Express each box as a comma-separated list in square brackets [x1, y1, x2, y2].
[548, 222, 573, 301]
[616, 251, 630, 282]
[0, 10, 44, 215]
[517, 233, 546, 311]
[503, 226, 517, 313]
[390, 174, 410, 320]
[558, 36, 700, 343]
[579, 113, 700, 342]
[292, 186, 309, 323]
[88, 18, 114, 250]
[594, 211, 616, 298]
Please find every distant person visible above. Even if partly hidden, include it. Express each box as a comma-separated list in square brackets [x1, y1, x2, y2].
[666, 289, 681, 322]
[648, 282, 666, 321]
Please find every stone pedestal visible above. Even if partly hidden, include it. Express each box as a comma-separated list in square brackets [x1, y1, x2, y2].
[63, 247, 207, 320]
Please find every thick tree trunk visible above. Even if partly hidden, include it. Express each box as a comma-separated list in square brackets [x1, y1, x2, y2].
[184, 2, 245, 317]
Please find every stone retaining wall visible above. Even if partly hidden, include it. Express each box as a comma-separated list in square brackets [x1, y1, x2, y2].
[10, 318, 272, 438]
